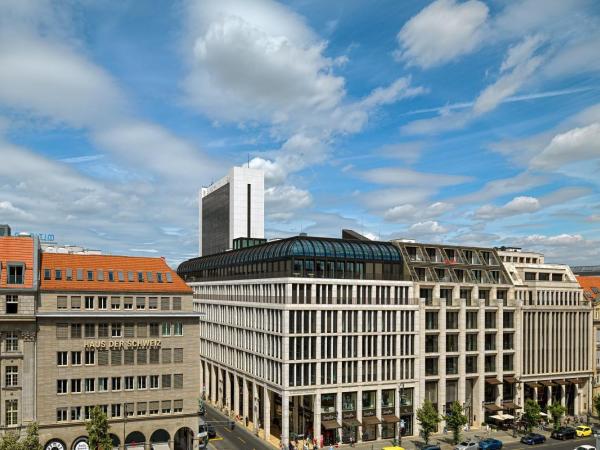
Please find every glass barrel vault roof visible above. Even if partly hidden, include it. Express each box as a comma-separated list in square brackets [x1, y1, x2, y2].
[177, 236, 402, 274]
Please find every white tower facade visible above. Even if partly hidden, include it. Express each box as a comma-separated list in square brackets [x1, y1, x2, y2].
[199, 166, 264, 256]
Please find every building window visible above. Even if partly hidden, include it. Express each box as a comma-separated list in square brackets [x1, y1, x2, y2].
[44, 269, 51, 280]
[162, 374, 171, 389]
[111, 377, 121, 391]
[150, 375, 159, 389]
[446, 334, 459, 352]
[5, 295, 18, 314]
[425, 335, 438, 353]
[124, 297, 133, 309]
[503, 311, 515, 328]
[85, 350, 95, 365]
[85, 296, 94, 309]
[5, 366, 18, 387]
[111, 297, 120, 310]
[85, 378, 95, 393]
[5, 400, 18, 426]
[484, 355, 496, 372]
[137, 272, 144, 282]
[71, 351, 82, 365]
[71, 379, 82, 394]
[111, 404, 121, 418]
[108, 271, 115, 282]
[57, 352, 68, 366]
[136, 297, 145, 310]
[425, 312, 438, 330]
[71, 406, 82, 421]
[173, 399, 183, 412]
[5, 332, 18, 352]
[173, 323, 183, 336]
[149, 323, 160, 337]
[124, 376, 134, 391]
[98, 324, 109, 338]
[466, 312, 478, 329]
[8, 265, 24, 284]
[137, 376, 147, 390]
[125, 403, 134, 417]
[56, 408, 68, 422]
[466, 355, 477, 373]
[98, 296, 107, 309]
[157, 273, 163, 283]
[111, 323, 122, 338]
[161, 401, 171, 414]
[98, 378, 108, 392]
[87, 270, 94, 281]
[149, 401, 159, 415]
[503, 333, 514, 350]
[84, 324, 95, 338]
[162, 323, 171, 336]
[57, 379, 68, 394]
[57, 296, 67, 309]
[149, 297, 158, 310]
[466, 333, 478, 351]
[173, 348, 183, 363]
[136, 402, 147, 416]
[70, 296, 81, 309]
[425, 358, 438, 376]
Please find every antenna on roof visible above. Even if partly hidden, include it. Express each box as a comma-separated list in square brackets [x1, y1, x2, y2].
[247, 153, 250, 168]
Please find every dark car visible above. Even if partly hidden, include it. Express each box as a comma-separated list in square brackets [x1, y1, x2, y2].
[551, 426, 576, 440]
[479, 438, 503, 450]
[520, 433, 546, 445]
[422, 446, 441, 450]
[207, 423, 217, 439]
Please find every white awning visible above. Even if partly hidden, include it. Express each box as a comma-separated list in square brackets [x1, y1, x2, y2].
[540, 412, 548, 416]
[489, 414, 504, 421]
[502, 414, 515, 420]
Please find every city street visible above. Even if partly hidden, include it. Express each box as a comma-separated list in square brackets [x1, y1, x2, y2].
[504, 437, 596, 450]
[202, 403, 273, 450]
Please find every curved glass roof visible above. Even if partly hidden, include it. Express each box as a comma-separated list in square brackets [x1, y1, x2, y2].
[178, 236, 402, 274]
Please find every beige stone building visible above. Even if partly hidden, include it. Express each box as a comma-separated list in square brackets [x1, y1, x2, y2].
[0, 230, 202, 450]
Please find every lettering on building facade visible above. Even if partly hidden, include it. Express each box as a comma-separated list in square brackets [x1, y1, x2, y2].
[84, 340, 161, 350]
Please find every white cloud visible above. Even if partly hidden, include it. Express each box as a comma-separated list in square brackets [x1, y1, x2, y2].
[0, 200, 33, 220]
[395, 0, 489, 68]
[182, 0, 345, 123]
[530, 122, 600, 170]
[521, 233, 584, 246]
[384, 201, 453, 223]
[409, 220, 448, 234]
[360, 187, 437, 211]
[360, 77, 427, 109]
[264, 184, 312, 222]
[456, 172, 547, 204]
[473, 35, 545, 114]
[360, 167, 470, 187]
[475, 196, 541, 220]
[377, 142, 425, 164]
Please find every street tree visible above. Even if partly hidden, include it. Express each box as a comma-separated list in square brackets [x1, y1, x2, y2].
[417, 399, 441, 444]
[445, 401, 468, 444]
[594, 395, 600, 418]
[86, 406, 113, 450]
[548, 402, 566, 430]
[0, 432, 21, 450]
[522, 399, 541, 432]
[21, 422, 43, 450]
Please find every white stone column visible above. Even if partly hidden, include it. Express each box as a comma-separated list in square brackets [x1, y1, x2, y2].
[225, 370, 231, 412]
[253, 382, 260, 432]
[243, 378, 249, 424]
[314, 392, 322, 446]
[293, 396, 300, 437]
[234, 375, 240, 417]
[337, 391, 343, 443]
[575, 383, 581, 414]
[264, 387, 271, 441]
[282, 392, 290, 446]
[357, 387, 363, 442]
[458, 290, 467, 408]
[376, 388, 383, 440]
[439, 297, 447, 418]
[561, 384, 566, 408]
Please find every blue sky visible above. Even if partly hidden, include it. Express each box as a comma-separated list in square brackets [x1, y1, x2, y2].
[1, 0, 600, 266]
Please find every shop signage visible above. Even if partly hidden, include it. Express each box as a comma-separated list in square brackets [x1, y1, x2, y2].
[342, 411, 356, 419]
[322, 412, 336, 421]
[84, 339, 161, 350]
[362, 409, 375, 417]
[382, 407, 394, 415]
[45, 441, 66, 450]
[72, 437, 89, 450]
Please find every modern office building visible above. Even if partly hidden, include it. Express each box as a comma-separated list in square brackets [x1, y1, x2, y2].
[0, 234, 39, 432]
[575, 275, 600, 396]
[199, 166, 264, 256]
[497, 248, 593, 417]
[178, 235, 593, 448]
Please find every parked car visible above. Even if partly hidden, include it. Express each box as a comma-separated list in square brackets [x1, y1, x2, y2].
[206, 423, 216, 439]
[573, 446, 596, 450]
[455, 441, 479, 450]
[479, 438, 503, 450]
[422, 446, 441, 450]
[576, 425, 593, 437]
[551, 426, 576, 440]
[521, 433, 546, 445]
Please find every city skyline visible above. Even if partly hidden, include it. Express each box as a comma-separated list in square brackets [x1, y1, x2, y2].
[1, 0, 600, 267]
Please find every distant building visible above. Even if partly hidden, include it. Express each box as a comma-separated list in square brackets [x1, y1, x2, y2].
[41, 243, 102, 255]
[576, 275, 600, 397]
[573, 266, 600, 276]
[199, 166, 264, 256]
[0, 225, 10, 237]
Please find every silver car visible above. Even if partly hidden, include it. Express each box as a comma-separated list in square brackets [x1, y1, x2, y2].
[455, 441, 479, 450]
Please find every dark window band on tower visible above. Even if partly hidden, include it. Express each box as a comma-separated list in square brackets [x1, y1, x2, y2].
[247, 183, 251, 238]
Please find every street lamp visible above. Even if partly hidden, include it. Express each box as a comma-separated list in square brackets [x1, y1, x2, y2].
[122, 403, 127, 450]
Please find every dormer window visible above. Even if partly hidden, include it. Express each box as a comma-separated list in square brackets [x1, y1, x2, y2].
[157, 273, 163, 283]
[108, 271, 115, 282]
[8, 265, 24, 284]
[44, 268, 51, 280]
[87, 270, 94, 281]
[137, 272, 144, 282]
[146, 272, 154, 282]
[55, 269, 62, 280]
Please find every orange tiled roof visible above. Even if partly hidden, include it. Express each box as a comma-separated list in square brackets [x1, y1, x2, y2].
[576, 275, 600, 302]
[40, 253, 191, 294]
[0, 236, 36, 289]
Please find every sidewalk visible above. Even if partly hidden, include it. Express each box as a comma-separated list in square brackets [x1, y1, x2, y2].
[303, 427, 528, 450]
